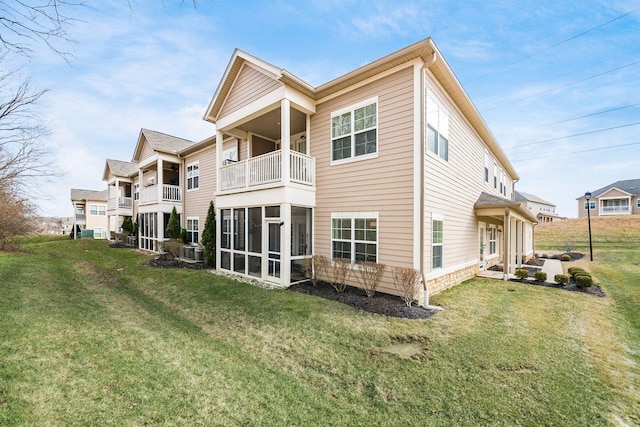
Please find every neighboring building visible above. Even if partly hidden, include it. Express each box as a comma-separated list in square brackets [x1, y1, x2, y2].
[515, 191, 561, 223]
[577, 179, 640, 218]
[94, 37, 537, 302]
[103, 158, 138, 239]
[70, 188, 109, 239]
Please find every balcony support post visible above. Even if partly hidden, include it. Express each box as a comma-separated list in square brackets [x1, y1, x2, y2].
[157, 158, 164, 202]
[281, 99, 291, 185]
[216, 130, 224, 193]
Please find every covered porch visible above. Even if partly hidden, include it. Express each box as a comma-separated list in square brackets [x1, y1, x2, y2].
[475, 192, 538, 280]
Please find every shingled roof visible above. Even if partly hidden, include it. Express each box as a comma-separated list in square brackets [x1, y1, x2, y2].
[515, 191, 555, 206]
[586, 179, 640, 198]
[141, 128, 194, 154]
[70, 188, 108, 202]
[105, 159, 138, 177]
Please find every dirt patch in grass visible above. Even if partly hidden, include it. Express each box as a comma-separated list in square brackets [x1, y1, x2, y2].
[288, 281, 437, 320]
[147, 258, 209, 270]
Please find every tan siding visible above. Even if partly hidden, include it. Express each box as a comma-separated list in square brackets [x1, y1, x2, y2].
[140, 139, 155, 162]
[183, 144, 217, 237]
[312, 66, 415, 294]
[603, 188, 629, 198]
[423, 72, 514, 273]
[219, 64, 282, 118]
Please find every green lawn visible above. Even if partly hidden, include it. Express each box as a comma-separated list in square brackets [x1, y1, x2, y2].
[0, 230, 638, 426]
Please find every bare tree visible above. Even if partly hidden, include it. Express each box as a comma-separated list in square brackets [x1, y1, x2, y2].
[0, 65, 53, 197]
[0, 189, 33, 250]
[0, 0, 84, 60]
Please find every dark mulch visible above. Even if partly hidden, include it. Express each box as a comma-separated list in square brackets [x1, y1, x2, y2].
[509, 278, 606, 297]
[288, 280, 437, 320]
[540, 252, 584, 261]
[147, 258, 209, 270]
[108, 242, 134, 249]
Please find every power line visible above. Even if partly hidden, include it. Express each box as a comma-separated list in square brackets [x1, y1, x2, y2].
[482, 58, 640, 112]
[505, 121, 640, 148]
[510, 141, 640, 162]
[468, 8, 639, 83]
[537, 101, 640, 127]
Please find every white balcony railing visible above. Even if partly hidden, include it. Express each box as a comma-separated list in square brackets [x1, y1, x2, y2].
[108, 197, 133, 210]
[220, 150, 315, 191]
[139, 184, 181, 204]
[601, 205, 630, 214]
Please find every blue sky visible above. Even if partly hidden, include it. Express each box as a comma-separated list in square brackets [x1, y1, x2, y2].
[18, 0, 640, 218]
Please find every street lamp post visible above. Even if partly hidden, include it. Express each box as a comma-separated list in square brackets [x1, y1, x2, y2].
[585, 191, 593, 261]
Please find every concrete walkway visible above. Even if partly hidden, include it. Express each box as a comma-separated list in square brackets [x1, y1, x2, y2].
[540, 259, 564, 284]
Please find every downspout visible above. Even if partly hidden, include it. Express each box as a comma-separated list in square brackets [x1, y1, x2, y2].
[421, 51, 442, 310]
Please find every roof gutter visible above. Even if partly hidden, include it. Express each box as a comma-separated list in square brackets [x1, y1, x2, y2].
[420, 51, 443, 310]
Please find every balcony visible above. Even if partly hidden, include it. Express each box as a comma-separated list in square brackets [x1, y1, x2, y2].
[107, 196, 133, 210]
[601, 205, 630, 215]
[139, 184, 181, 205]
[220, 150, 315, 192]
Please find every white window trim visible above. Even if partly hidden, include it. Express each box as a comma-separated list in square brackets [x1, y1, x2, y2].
[584, 201, 596, 210]
[93, 227, 102, 238]
[186, 216, 199, 244]
[425, 89, 449, 163]
[432, 214, 444, 270]
[186, 161, 200, 191]
[330, 212, 379, 264]
[330, 96, 379, 166]
[637, 199, 640, 208]
[89, 204, 106, 216]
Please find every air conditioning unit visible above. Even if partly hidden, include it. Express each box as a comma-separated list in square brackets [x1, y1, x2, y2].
[147, 176, 156, 186]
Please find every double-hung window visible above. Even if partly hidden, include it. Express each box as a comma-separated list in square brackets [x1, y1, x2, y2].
[331, 98, 378, 163]
[89, 204, 106, 216]
[637, 199, 640, 208]
[584, 201, 596, 210]
[432, 218, 443, 269]
[331, 213, 378, 263]
[488, 227, 497, 255]
[187, 218, 199, 244]
[134, 184, 139, 201]
[187, 163, 199, 190]
[484, 152, 489, 182]
[493, 163, 498, 189]
[426, 90, 449, 161]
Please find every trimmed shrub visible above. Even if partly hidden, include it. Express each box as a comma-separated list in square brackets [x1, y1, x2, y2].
[328, 258, 351, 293]
[568, 267, 587, 279]
[534, 271, 547, 283]
[302, 255, 329, 286]
[515, 269, 530, 280]
[554, 274, 569, 286]
[201, 201, 216, 267]
[160, 239, 183, 260]
[575, 274, 594, 288]
[561, 254, 571, 262]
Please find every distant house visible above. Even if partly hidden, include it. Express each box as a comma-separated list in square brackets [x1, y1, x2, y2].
[515, 191, 561, 223]
[70, 188, 109, 239]
[577, 179, 640, 218]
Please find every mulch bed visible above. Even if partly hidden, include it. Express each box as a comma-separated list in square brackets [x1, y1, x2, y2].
[509, 278, 606, 297]
[288, 281, 437, 320]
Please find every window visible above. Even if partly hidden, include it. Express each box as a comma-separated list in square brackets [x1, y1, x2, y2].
[331, 213, 378, 263]
[426, 90, 449, 161]
[488, 227, 497, 255]
[134, 184, 139, 201]
[93, 227, 102, 238]
[484, 152, 489, 182]
[186, 218, 199, 244]
[584, 201, 596, 210]
[89, 204, 106, 216]
[637, 199, 640, 208]
[331, 99, 378, 162]
[432, 219, 443, 269]
[187, 163, 199, 190]
[493, 162, 498, 188]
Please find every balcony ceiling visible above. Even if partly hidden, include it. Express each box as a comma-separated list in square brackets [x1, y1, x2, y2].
[239, 107, 306, 140]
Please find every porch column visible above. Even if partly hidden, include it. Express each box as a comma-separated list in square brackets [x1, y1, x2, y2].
[516, 219, 523, 267]
[157, 158, 164, 202]
[281, 99, 291, 185]
[282, 203, 292, 286]
[215, 207, 221, 271]
[216, 130, 224, 193]
[503, 208, 510, 280]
